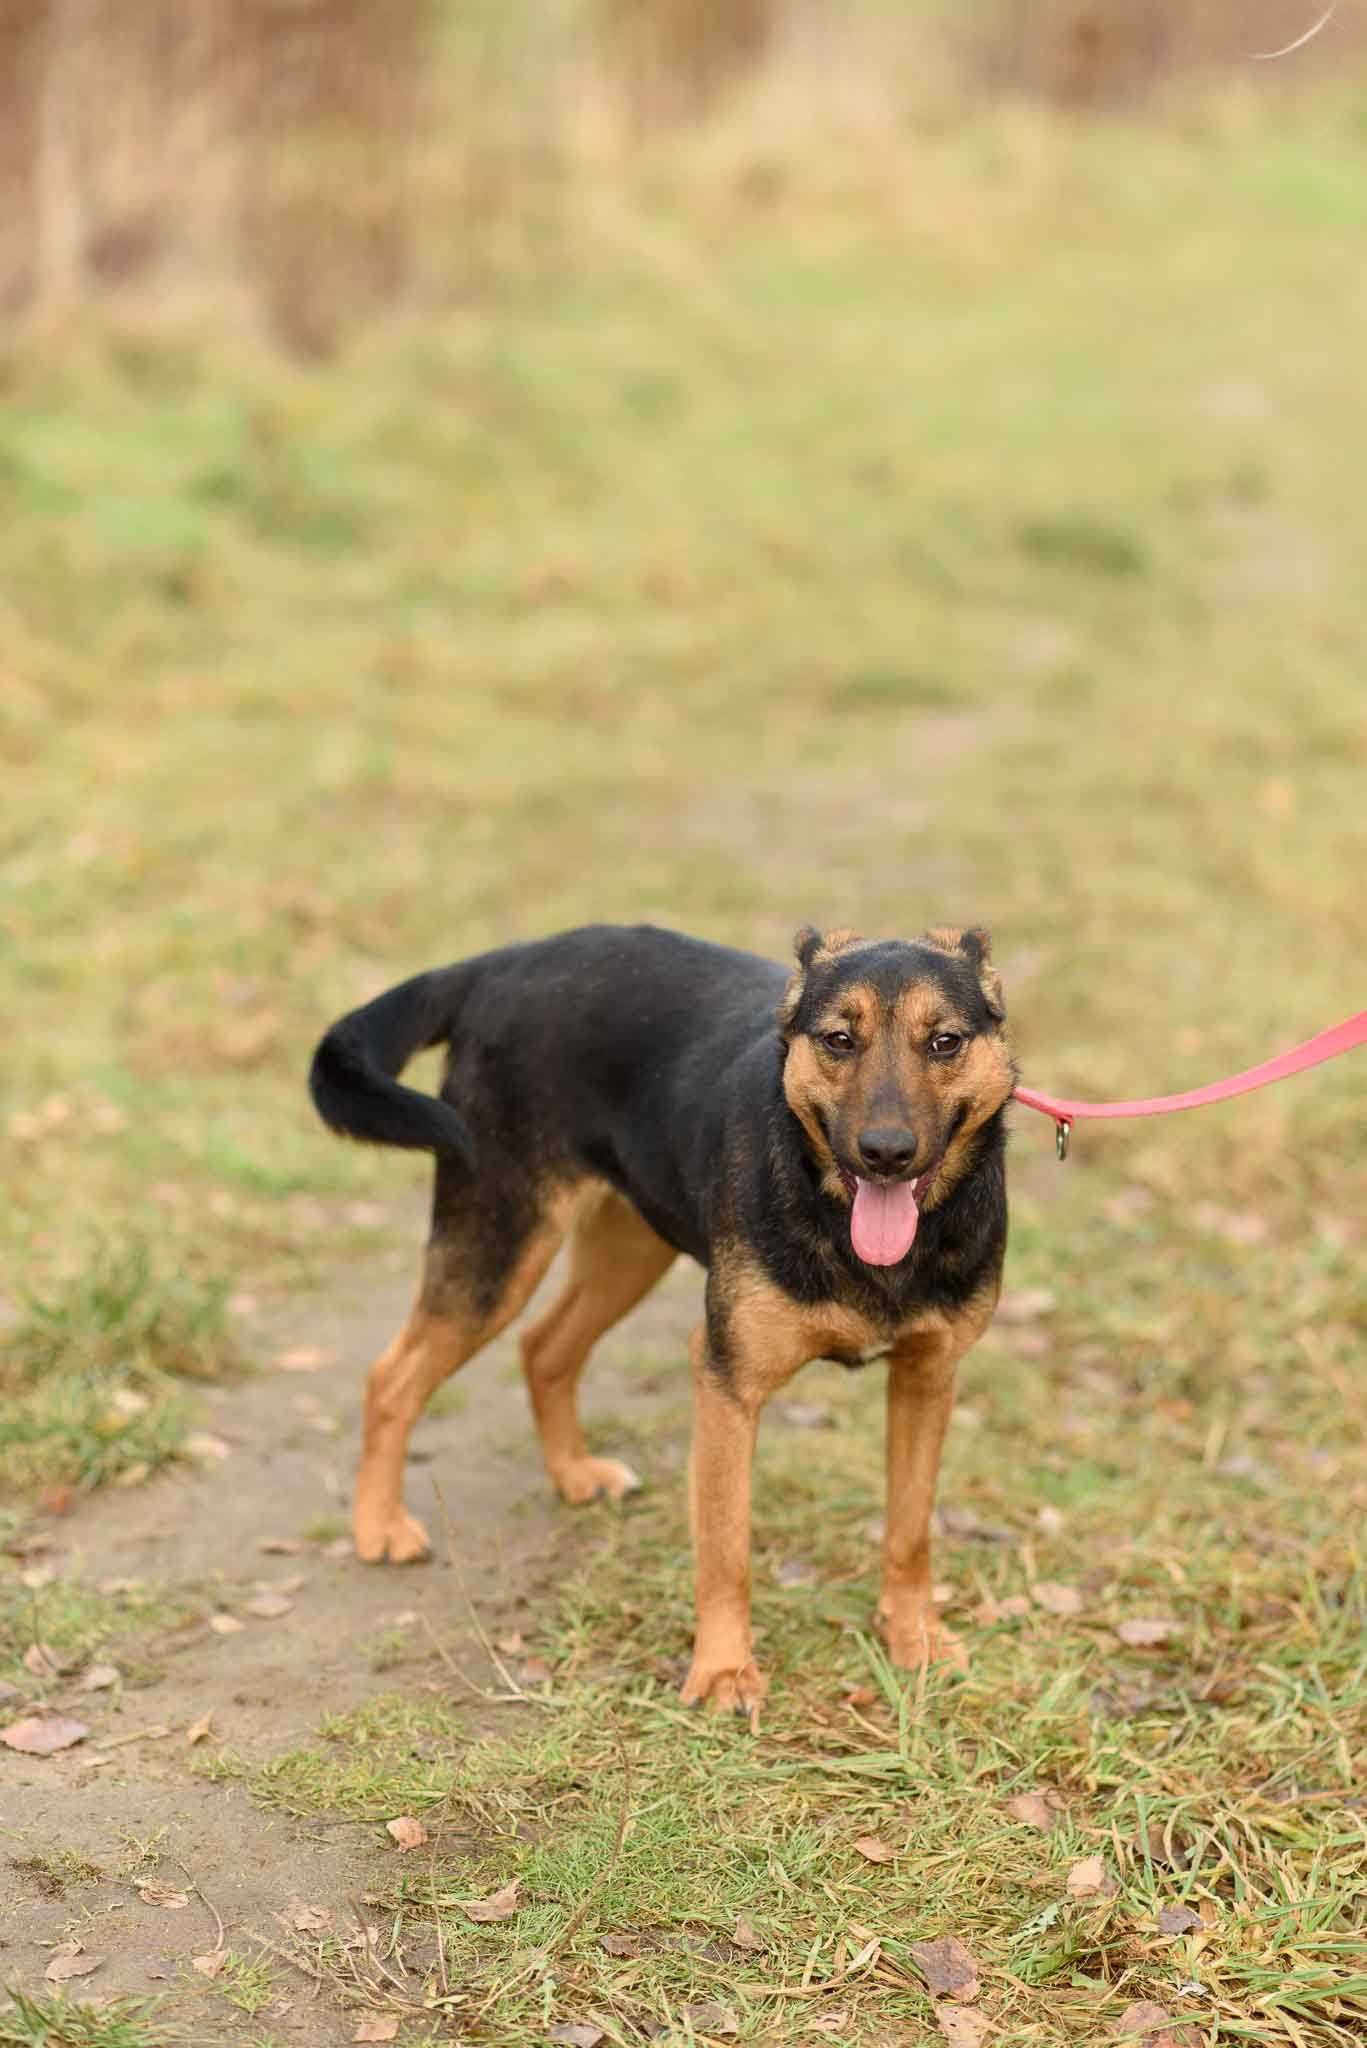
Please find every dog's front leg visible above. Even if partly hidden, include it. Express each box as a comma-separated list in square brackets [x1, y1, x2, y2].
[877, 1324, 971, 1672]
[680, 1302, 807, 1721]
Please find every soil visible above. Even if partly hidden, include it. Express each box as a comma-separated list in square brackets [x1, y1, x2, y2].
[0, 1220, 707, 2043]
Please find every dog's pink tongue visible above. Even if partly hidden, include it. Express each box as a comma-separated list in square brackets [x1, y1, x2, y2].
[850, 1178, 920, 1266]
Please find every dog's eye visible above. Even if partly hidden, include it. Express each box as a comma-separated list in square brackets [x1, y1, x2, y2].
[929, 1031, 965, 1058]
[821, 1030, 855, 1055]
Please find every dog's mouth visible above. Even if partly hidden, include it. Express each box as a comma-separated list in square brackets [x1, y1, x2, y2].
[837, 1161, 940, 1268]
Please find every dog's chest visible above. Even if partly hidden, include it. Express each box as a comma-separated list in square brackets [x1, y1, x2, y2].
[812, 1303, 945, 1371]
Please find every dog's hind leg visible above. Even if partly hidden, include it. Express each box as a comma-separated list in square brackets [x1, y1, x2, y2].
[519, 1187, 675, 1505]
[353, 1176, 571, 1564]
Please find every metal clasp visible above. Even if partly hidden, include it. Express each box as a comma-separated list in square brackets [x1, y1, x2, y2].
[1056, 1117, 1072, 1162]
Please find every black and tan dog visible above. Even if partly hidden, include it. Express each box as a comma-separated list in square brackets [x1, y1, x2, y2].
[310, 922, 1015, 1713]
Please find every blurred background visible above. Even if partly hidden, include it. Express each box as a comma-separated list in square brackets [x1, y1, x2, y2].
[1, 0, 1364, 1455]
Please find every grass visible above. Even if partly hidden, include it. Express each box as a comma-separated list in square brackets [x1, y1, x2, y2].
[0, 1993, 171, 2048]
[1, 72, 1365, 2048]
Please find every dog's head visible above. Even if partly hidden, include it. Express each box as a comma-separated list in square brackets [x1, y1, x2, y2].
[779, 925, 1014, 1267]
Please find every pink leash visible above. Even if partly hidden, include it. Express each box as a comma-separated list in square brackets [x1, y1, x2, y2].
[1013, 1010, 1367, 1158]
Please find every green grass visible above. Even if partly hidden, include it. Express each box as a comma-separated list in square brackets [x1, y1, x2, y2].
[2, 76, 1365, 2048]
[0, 1992, 170, 2048]
[0, 1576, 177, 1694]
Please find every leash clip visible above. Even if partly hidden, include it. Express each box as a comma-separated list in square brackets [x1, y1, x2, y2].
[1055, 1117, 1072, 1163]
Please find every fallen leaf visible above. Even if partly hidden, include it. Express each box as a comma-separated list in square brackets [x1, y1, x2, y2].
[1032, 1580, 1083, 1617]
[291, 1900, 333, 1933]
[777, 1401, 835, 1429]
[938, 1505, 1012, 1544]
[519, 1656, 553, 1686]
[974, 1593, 1031, 1624]
[458, 1878, 520, 1922]
[109, 1388, 150, 1418]
[80, 1663, 120, 1692]
[145, 1958, 175, 1980]
[20, 1562, 56, 1590]
[682, 2002, 738, 2035]
[1114, 1618, 1178, 1649]
[39, 1484, 74, 1516]
[244, 1592, 294, 1619]
[1005, 1790, 1063, 1832]
[23, 1642, 62, 1679]
[909, 1935, 981, 2002]
[208, 1613, 244, 1635]
[1156, 1904, 1204, 1937]
[259, 1536, 304, 1555]
[733, 1915, 765, 1951]
[139, 1883, 190, 1909]
[45, 1945, 101, 1983]
[112, 1461, 151, 1489]
[1134, 1822, 1188, 1870]
[192, 1950, 228, 1978]
[184, 1432, 232, 1462]
[996, 1286, 1056, 1323]
[600, 1932, 643, 1957]
[1036, 1504, 1065, 1535]
[352, 2020, 400, 2044]
[276, 1345, 333, 1373]
[775, 1559, 816, 1588]
[1114, 2001, 1201, 2048]
[1067, 1855, 1117, 1899]
[548, 2026, 604, 2048]
[853, 1835, 894, 1864]
[937, 2011, 991, 2048]
[186, 1712, 215, 1746]
[2, 1714, 89, 1755]
[385, 1816, 428, 1852]
[842, 1685, 878, 1708]
[494, 1631, 526, 1655]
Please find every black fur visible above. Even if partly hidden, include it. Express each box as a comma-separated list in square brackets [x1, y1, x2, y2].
[309, 923, 1008, 1346]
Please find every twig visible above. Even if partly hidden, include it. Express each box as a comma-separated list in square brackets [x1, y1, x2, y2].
[94, 1724, 172, 1751]
[551, 1723, 633, 1955]
[1252, 3, 1336, 59]
[246, 1929, 327, 1986]
[348, 1898, 410, 1998]
[178, 1860, 226, 1953]
[428, 1852, 449, 2001]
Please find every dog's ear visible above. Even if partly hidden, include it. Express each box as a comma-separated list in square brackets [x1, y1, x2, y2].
[927, 924, 1005, 1022]
[780, 925, 861, 1037]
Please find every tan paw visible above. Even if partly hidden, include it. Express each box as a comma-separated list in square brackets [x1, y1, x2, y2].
[679, 1656, 767, 1725]
[353, 1503, 432, 1565]
[877, 1605, 968, 1674]
[554, 1456, 642, 1507]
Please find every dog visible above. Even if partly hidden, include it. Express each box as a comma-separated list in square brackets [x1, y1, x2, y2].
[309, 922, 1015, 1714]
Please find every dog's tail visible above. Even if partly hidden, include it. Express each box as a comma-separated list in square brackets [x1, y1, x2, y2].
[309, 967, 476, 1167]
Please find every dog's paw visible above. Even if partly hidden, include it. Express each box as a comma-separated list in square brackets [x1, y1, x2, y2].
[555, 1456, 642, 1507]
[353, 1505, 432, 1565]
[877, 1606, 968, 1675]
[679, 1656, 767, 1725]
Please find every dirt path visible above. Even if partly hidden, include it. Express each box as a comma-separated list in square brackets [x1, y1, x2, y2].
[1, 1226, 707, 2043]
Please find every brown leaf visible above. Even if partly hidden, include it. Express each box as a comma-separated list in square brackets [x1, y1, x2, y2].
[1005, 1790, 1063, 1832]
[853, 1835, 894, 1864]
[244, 1592, 294, 1620]
[192, 1950, 228, 1978]
[23, 1642, 62, 1679]
[184, 1431, 232, 1462]
[1032, 1581, 1083, 1617]
[208, 1613, 245, 1635]
[458, 1878, 520, 1922]
[1114, 1618, 1178, 1649]
[186, 1712, 215, 1746]
[682, 2003, 738, 2036]
[732, 1915, 766, 1951]
[937, 2011, 991, 2048]
[909, 1936, 981, 2002]
[2, 1714, 89, 1755]
[139, 1883, 190, 1909]
[973, 1593, 1031, 1625]
[385, 1816, 428, 1852]
[600, 1932, 643, 1957]
[80, 1663, 120, 1692]
[1114, 2001, 1201, 2048]
[1066, 1855, 1117, 1900]
[1156, 1904, 1204, 1937]
[259, 1537, 304, 1555]
[291, 1900, 333, 1933]
[996, 1287, 1056, 1323]
[1134, 1822, 1188, 1870]
[842, 1685, 878, 1708]
[519, 1656, 553, 1686]
[494, 1631, 526, 1656]
[549, 2026, 604, 2048]
[276, 1345, 333, 1373]
[45, 1945, 102, 1983]
[352, 2020, 401, 2044]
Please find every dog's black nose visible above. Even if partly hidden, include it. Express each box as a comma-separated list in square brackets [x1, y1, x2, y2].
[857, 1126, 919, 1176]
